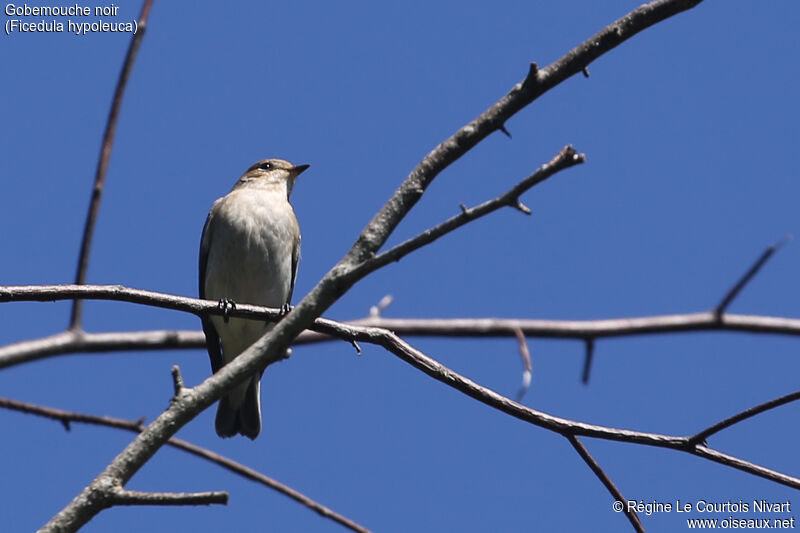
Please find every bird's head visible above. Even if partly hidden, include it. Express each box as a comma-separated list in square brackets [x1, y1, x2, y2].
[237, 158, 309, 198]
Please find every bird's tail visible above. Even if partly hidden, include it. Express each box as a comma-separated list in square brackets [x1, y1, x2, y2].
[215, 375, 262, 439]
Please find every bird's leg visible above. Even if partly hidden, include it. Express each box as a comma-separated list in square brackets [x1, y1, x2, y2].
[278, 304, 294, 360]
[218, 298, 237, 324]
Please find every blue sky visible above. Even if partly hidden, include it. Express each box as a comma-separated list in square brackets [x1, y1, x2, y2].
[2, 1, 799, 531]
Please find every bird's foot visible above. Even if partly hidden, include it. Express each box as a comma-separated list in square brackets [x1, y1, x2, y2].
[218, 298, 237, 323]
[279, 303, 292, 317]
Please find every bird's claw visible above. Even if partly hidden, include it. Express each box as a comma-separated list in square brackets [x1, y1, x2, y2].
[218, 298, 237, 323]
[280, 303, 292, 316]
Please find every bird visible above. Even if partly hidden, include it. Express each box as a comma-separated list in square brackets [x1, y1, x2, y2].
[199, 158, 308, 439]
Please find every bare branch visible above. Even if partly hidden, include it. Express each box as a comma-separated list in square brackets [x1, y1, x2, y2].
[714, 235, 792, 317]
[69, 0, 154, 331]
[689, 389, 800, 446]
[567, 435, 644, 533]
[1, 284, 284, 320]
[27, 304, 800, 528]
[111, 489, 228, 507]
[0, 398, 371, 533]
[168, 435, 372, 532]
[689, 445, 800, 488]
[7, 305, 799, 493]
[0, 329, 204, 369]
[0, 397, 146, 432]
[344, 326, 800, 490]
[6, 284, 800, 340]
[342, 0, 704, 269]
[340, 313, 800, 340]
[350, 146, 584, 279]
[3, 286, 800, 371]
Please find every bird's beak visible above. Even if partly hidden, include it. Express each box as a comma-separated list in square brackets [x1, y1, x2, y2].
[289, 164, 310, 177]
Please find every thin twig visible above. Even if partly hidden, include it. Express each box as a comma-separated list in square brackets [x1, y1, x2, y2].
[351, 327, 800, 490]
[513, 327, 532, 400]
[351, 146, 584, 279]
[581, 338, 595, 384]
[350, 339, 362, 354]
[567, 435, 644, 533]
[368, 295, 394, 318]
[171, 365, 185, 396]
[68, 0, 154, 331]
[714, 235, 792, 317]
[689, 389, 800, 446]
[689, 445, 800, 488]
[112, 489, 228, 507]
[0, 397, 371, 533]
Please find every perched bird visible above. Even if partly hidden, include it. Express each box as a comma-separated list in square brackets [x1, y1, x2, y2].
[199, 158, 308, 439]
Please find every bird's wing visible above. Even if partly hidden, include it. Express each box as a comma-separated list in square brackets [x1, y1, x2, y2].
[287, 229, 300, 306]
[199, 208, 224, 374]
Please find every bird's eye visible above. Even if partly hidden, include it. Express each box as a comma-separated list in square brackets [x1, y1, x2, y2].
[259, 162, 273, 170]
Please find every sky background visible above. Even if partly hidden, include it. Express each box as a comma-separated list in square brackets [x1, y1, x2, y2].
[2, 1, 800, 531]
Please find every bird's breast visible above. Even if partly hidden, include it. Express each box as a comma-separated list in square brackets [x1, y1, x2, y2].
[204, 189, 299, 309]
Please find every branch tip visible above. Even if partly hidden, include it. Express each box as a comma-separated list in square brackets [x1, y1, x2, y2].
[690, 389, 800, 445]
[499, 124, 512, 138]
[775, 233, 793, 249]
[359, 145, 582, 276]
[715, 235, 792, 316]
[582, 67, 590, 78]
[513, 327, 533, 400]
[351, 339, 362, 355]
[516, 370, 532, 402]
[527, 62, 539, 80]
[512, 200, 532, 215]
[581, 338, 595, 385]
[171, 365, 185, 396]
[368, 294, 394, 318]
